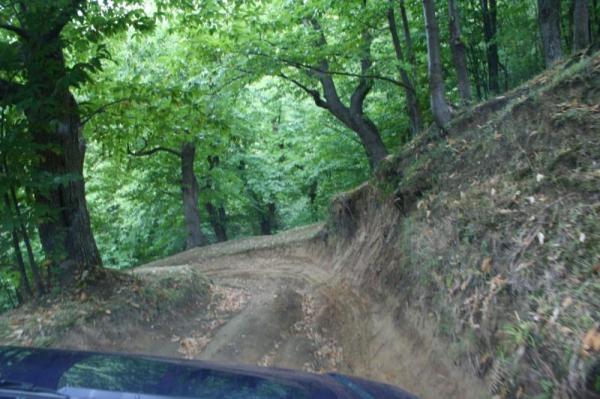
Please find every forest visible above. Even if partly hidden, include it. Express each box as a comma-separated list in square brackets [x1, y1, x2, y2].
[0, 0, 597, 308]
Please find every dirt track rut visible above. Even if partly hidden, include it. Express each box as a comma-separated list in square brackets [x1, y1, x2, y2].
[58, 226, 489, 399]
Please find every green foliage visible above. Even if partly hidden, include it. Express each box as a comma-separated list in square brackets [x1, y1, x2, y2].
[1, 0, 587, 291]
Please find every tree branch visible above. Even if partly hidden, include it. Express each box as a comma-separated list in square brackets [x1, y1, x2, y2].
[254, 51, 412, 91]
[208, 74, 247, 95]
[80, 98, 131, 126]
[127, 138, 181, 158]
[278, 73, 330, 109]
[47, 0, 85, 38]
[304, 19, 355, 127]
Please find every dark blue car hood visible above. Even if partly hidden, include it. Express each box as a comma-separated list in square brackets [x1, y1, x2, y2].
[0, 346, 418, 399]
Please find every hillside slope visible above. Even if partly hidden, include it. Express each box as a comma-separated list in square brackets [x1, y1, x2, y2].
[324, 51, 600, 398]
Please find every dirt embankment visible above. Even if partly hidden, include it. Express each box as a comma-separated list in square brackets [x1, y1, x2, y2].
[325, 52, 600, 398]
[0, 223, 487, 399]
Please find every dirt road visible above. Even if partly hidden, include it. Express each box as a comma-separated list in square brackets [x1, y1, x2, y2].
[56, 225, 488, 399]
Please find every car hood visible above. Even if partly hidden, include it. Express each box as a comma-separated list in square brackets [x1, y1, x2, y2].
[0, 346, 418, 399]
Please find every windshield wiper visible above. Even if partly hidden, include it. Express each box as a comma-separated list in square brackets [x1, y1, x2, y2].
[0, 378, 70, 399]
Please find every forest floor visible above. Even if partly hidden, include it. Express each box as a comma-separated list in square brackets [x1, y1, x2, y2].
[0, 224, 487, 399]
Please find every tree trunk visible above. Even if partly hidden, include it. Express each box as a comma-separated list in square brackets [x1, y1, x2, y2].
[205, 155, 228, 242]
[259, 203, 277, 235]
[400, 0, 425, 130]
[573, 0, 591, 51]
[180, 142, 207, 249]
[469, 44, 484, 100]
[308, 179, 318, 206]
[538, 0, 563, 67]
[448, 0, 472, 104]
[206, 202, 228, 242]
[352, 117, 389, 168]
[422, 0, 453, 127]
[25, 38, 101, 275]
[399, 0, 418, 81]
[0, 276, 19, 307]
[32, 92, 102, 275]
[481, 0, 500, 93]
[304, 20, 388, 169]
[9, 185, 45, 294]
[387, 6, 422, 136]
[313, 72, 388, 168]
[590, 0, 600, 43]
[4, 194, 33, 298]
[563, 0, 575, 49]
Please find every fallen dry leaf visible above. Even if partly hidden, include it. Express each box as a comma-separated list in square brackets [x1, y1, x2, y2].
[481, 257, 493, 274]
[213, 287, 248, 314]
[516, 386, 524, 399]
[490, 275, 507, 291]
[561, 297, 573, 309]
[178, 335, 210, 359]
[582, 326, 600, 355]
[460, 278, 470, 291]
[560, 325, 574, 335]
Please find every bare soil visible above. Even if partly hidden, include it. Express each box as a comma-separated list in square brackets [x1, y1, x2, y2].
[51, 225, 487, 399]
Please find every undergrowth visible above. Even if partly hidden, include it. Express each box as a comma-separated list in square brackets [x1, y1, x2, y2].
[0, 267, 211, 347]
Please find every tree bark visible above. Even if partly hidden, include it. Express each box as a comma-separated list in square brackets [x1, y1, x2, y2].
[23, 35, 102, 275]
[594, 0, 599, 41]
[10, 228, 32, 299]
[538, 0, 563, 67]
[481, 0, 500, 93]
[573, 0, 591, 51]
[180, 142, 207, 249]
[4, 194, 33, 298]
[32, 92, 102, 274]
[127, 141, 207, 248]
[318, 62, 388, 168]
[205, 155, 228, 242]
[563, 0, 575, 49]
[387, 6, 422, 135]
[448, 0, 472, 104]
[311, 69, 388, 168]
[259, 203, 277, 235]
[288, 19, 388, 169]
[399, 0, 418, 81]
[9, 185, 45, 294]
[422, 0, 453, 127]
[206, 202, 228, 242]
[308, 179, 318, 206]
